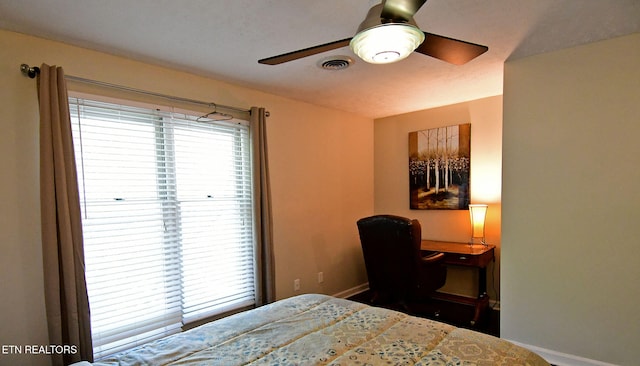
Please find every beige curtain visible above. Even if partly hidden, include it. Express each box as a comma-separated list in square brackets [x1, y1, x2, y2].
[250, 107, 275, 305]
[38, 64, 93, 365]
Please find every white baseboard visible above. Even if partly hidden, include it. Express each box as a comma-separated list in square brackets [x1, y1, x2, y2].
[506, 340, 619, 366]
[332, 283, 369, 299]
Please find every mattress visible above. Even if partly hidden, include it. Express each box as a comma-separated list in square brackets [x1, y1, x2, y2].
[74, 293, 549, 365]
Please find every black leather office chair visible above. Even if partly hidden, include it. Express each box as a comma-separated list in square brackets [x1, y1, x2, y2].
[357, 214, 446, 305]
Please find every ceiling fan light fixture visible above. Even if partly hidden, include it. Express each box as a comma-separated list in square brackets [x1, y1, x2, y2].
[349, 23, 424, 64]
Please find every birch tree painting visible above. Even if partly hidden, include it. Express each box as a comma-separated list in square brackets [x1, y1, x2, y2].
[409, 123, 471, 209]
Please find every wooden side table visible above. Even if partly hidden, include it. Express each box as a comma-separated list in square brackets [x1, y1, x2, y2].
[421, 240, 495, 327]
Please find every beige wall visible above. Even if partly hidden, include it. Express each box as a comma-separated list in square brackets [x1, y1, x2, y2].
[374, 96, 503, 299]
[502, 33, 640, 365]
[0, 30, 373, 365]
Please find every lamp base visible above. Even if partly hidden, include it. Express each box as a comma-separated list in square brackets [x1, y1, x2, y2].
[469, 238, 488, 247]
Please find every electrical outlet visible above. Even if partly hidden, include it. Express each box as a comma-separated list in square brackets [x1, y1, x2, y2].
[294, 278, 300, 291]
[317, 272, 324, 283]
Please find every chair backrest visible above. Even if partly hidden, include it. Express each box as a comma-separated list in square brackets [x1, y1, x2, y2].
[356, 215, 422, 302]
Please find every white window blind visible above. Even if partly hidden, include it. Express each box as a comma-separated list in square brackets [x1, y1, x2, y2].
[69, 97, 255, 359]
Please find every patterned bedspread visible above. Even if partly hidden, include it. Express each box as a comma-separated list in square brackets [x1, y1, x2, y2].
[86, 294, 549, 365]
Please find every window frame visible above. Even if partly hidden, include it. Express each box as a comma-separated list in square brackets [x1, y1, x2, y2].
[68, 92, 257, 359]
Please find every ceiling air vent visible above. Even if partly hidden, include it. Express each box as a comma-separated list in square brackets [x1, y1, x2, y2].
[318, 56, 354, 70]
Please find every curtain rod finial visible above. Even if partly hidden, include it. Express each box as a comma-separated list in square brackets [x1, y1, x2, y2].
[20, 63, 40, 78]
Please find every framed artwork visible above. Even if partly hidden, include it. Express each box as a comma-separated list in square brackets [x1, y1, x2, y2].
[409, 123, 471, 209]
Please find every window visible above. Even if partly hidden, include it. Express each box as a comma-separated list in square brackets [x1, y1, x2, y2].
[69, 97, 255, 359]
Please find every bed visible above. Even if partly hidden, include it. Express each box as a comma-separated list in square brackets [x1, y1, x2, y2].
[72, 293, 549, 365]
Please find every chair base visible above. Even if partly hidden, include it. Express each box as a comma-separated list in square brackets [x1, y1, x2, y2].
[404, 293, 491, 329]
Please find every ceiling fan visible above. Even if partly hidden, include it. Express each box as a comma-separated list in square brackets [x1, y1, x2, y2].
[258, 0, 488, 66]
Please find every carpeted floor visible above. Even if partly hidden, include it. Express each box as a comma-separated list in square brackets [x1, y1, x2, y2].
[347, 290, 500, 338]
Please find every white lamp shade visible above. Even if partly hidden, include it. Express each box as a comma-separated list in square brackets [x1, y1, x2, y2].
[469, 204, 488, 242]
[349, 23, 425, 64]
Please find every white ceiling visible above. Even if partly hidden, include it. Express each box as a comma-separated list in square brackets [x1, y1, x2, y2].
[2, 0, 639, 118]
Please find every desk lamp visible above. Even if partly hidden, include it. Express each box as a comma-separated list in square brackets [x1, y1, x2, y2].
[469, 204, 488, 246]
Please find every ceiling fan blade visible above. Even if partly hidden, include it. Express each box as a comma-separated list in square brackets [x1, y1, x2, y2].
[259, 38, 352, 65]
[415, 32, 488, 65]
[381, 0, 428, 21]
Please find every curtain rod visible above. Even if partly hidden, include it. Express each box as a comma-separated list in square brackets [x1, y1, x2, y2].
[20, 63, 253, 115]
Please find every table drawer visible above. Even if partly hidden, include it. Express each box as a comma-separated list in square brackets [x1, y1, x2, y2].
[443, 252, 482, 266]
[421, 240, 495, 268]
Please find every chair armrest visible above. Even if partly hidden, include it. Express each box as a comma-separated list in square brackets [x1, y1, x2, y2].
[421, 252, 445, 264]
